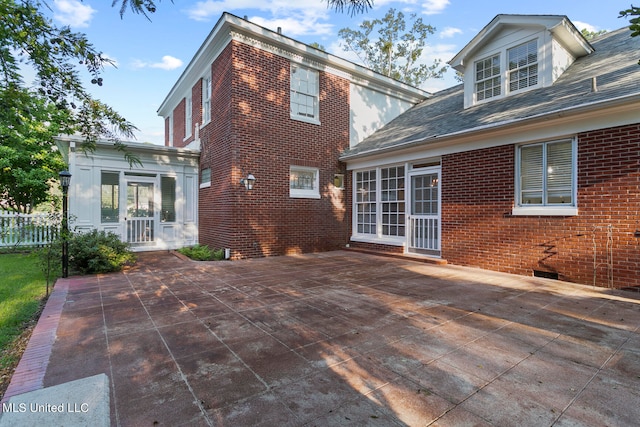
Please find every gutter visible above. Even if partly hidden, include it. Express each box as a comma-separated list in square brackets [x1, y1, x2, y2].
[340, 91, 640, 162]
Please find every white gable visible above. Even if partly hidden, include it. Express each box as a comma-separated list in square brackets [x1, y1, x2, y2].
[449, 15, 593, 109]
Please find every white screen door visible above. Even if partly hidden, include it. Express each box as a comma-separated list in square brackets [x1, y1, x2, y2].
[408, 171, 440, 254]
[126, 181, 155, 244]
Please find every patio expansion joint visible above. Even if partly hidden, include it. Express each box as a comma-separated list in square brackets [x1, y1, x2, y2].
[119, 272, 218, 427]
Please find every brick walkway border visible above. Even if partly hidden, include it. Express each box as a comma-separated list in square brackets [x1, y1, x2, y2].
[1, 277, 72, 404]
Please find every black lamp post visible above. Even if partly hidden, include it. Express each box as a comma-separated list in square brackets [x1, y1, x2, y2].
[59, 170, 71, 278]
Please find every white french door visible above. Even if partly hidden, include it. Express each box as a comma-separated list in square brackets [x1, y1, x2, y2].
[125, 180, 155, 244]
[407, 169, 440, 254]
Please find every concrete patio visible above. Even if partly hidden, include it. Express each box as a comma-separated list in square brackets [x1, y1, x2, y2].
[2, 250, 640, 426]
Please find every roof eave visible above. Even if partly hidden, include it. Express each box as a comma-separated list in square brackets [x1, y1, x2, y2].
[340, 92, 640, 162]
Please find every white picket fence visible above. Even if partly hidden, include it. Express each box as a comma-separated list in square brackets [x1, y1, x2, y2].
[0, 210, 60, 248]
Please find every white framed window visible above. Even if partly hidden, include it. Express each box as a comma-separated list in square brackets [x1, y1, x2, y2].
[200, 167, 211, 189]
[381, 166, 405, 237]
[202, 76, 211, 125]
[354, 165, 406, 239]
[513, 138, 577, 216]
[185, 95, 192, 138]
[475, 54, 501, 102]
[290, 166, 320, 199]
[355, 170, 376, 235]
[508, 39, 538, 92]
[101, 171, 119, 223]
[168, 114, 173, 146]
[290, 64, 319, 124]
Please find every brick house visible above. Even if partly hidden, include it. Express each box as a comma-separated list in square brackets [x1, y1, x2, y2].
[157, 13, 427, 259]
[158, 13, 640, 288]
[341, 15, 640, 288]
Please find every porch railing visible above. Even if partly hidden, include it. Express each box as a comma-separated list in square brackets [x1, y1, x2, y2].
[0, 210, 60, 248]
[408, 215, 439, 251]
[126, 218, 154, 244]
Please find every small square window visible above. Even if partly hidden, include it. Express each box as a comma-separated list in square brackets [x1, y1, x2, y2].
[290, 166, 320, 199]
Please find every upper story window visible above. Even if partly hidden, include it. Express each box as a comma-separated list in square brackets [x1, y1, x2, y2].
[475, 54, 501, 102]
[185, 95, 192, 138]
[473, 39, 539, 104]
[290, 64, 319, 124]
[514, 138, 577, 216]
[508, 39, 538, 92]
[202, 76, 211, 125]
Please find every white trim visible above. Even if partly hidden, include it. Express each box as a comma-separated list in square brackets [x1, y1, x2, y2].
[511, 206, 578, 216]
[350, 235, 405, 246]
[514, 137, 577, 211]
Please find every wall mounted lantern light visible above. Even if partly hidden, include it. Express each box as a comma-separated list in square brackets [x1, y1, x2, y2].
[239, 173, 256, 190]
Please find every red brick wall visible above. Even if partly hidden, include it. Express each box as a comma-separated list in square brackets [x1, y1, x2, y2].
[171, 98, 186, 147]
[198, 40, 351, 258]
[441, 123, 640, 288]
[198, 43, 235, 255]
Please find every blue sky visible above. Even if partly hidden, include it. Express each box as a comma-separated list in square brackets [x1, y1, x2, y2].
[43, 0, 633, 145]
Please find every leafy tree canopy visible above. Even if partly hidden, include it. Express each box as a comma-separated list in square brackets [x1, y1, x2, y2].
[1, 0, 139, 152]
[338, 8, 447, 87]
[620, 5, 640, 64]
[1, 0, 144, 211]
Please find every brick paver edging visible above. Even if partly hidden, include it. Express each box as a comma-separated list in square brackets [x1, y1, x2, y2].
[1, 278, 71, 404]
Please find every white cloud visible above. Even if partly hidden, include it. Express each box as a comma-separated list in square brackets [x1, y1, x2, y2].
[573, 21, 598, 33]
[250, 16, 333, 37]
[132, 56, 184, 70]
[184, 0, 333, 37]
[53, 0, 95, 28]
[421, 0, 450, 15]
[439, 26, 462, 38]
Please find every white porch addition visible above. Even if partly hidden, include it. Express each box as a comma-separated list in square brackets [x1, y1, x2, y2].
[56, 136, 200, 251]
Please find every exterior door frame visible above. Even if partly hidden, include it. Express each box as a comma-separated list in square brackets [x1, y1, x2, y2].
[406, 166, 441, 256]
[122, 175, 158, 245]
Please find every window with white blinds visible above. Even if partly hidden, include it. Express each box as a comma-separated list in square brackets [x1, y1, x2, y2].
[508, 39, 538, 92]
[518, 139, 574, 207]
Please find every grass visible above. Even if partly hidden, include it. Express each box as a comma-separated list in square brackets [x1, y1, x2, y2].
[0, 253, 49, 370]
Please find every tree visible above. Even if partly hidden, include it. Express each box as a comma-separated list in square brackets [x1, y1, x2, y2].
[338, 8, 446, 87]
[581, 28, 607, 40]
[115, 0, 374, 17]
[0, 86, 67, 213]
[1, 0, 139, 167]
[620, 5, 640, 64]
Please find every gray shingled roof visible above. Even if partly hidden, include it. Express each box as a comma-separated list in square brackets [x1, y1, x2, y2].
[341, 28, 640, 160]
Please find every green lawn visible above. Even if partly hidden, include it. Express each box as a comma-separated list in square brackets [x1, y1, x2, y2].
[0, 253, 48, 369]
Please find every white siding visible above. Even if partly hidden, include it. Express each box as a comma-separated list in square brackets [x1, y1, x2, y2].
[350, 83, 415, 148]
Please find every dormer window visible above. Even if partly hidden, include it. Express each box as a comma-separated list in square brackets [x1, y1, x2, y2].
[508, 39, 538, 92]
[451, 15, 594, 110]
[475, 54, 501, 101]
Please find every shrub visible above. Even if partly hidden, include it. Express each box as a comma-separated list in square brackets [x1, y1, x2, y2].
[68, 230, 135, 274]
[178, 244, 226, 261]
[39, 230, 135, 275]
